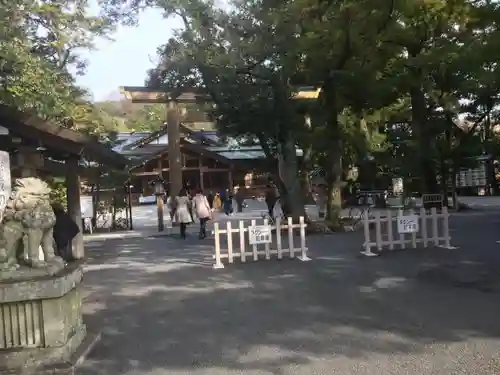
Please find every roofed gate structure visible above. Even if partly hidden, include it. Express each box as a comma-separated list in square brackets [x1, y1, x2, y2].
[0, 104, 126, 374]
[120, 86, 320, 195]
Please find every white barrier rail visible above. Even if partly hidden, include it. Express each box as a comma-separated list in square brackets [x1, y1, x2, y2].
[361, 207, 456, 256]
[213, 216, 311, 269]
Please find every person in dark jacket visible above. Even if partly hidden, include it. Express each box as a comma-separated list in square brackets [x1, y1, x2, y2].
[206, 190, 214, 209]
[219, 189, 226, 206]
[51, 203, 79, 262]
[223, 188, 234, 215]
[265, 182, 278, 218]
[235, 187, 245, 213]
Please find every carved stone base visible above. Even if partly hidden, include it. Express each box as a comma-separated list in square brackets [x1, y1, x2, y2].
[0, 263, 99, 374]
[0, 260, 66, 283]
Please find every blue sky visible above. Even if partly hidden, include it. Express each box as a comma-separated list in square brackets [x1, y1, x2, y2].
[76, 7, 182, 102]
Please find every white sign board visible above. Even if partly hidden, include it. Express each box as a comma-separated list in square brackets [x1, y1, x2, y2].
[249, 225, 272, 245]
[397, 215, 419, 233]
[0, 151, 11, 220]
[392, 177, 404, 195]
[80, 195, 94, 218]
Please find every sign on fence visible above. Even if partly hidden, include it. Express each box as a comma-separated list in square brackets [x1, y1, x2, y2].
[361, 207, 455, 257]
[212, 217, 310, 268]
[249, 225, 272, 245]
[397, 214, 419, 233]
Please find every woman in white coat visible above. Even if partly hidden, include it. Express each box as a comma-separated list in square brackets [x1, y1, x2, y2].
[192, 188, 212, 239]
[175, 188, 193, 239]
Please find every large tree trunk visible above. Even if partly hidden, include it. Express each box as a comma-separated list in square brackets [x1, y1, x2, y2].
[299, 168, 314, 204]
[277, 135, 306, 219]
[409, 59, 437, 194]
[325, 142, 343, 224]
[322, 81, 343, 225]
[298, 115, 315, 205]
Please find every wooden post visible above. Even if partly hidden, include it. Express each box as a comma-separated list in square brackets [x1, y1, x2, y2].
[16, 147, 43, 177]
[157, 194, 164, 232]
[127, 183, 133, 230]
[167, 102, 182, 197]
[66, 156, 84, 259]
[228, 165, 233, 189]
[156, 159, 164, 232]
[199, 159, 204, 190]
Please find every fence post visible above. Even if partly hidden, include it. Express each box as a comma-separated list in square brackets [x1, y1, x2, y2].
[239, 220, 246, 262]
[409, 208, 417, 248]
[227, 221, 234, 264]
[298, 216, 311, 261]
[375, 211, 382, 251]
[251, 219, 258, 261]
[276, 217, 283, 260]
[361, 208, 378, 256]
[213, 222, 224, 269]
[398, 209, 405, 250]
[438, 206, 457, 250]
[431, 207, 439, 245]
[387, 210, 393, 251]
[264, 218, 271, 260]
[288, 217, 295, 258]
[420, 207, 428, 247]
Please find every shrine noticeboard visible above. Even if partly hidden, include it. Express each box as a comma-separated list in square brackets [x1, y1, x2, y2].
[80, 195, 94, 219]
[0, 151, 11, 219]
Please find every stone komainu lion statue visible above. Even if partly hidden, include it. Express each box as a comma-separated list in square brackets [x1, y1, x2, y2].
[0, 177, 64, 270]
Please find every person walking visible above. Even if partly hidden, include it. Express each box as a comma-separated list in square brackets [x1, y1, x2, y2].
[219, 188, 226, 208]
[235, 187, 245, 213]
[223, 188, 234, 215]
[213, 192, 222, 211]
[265, 181, 278, 218]
[206, 190, 214, 209]
[174, 188, 193, 239]
[192, 188, 212, 239]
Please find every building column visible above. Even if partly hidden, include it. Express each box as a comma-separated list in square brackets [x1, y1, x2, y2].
[156, 158, 164, 232]
[66, 156, 84, 259]
[167, 101, 182, 196]
[199, 158, 204, 190]
[15, 147, 43, 177]
[228, 166, 234, 189]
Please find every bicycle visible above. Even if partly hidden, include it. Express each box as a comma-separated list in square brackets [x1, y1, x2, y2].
[347, 205, 371, 226]
[261, 210, 287, 225]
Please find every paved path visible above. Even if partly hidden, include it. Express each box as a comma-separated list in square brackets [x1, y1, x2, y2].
[77, 210, 500, 375]
[86, 196, 500, 241]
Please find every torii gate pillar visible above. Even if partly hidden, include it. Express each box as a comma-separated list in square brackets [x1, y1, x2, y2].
[166, 102, 183, 196]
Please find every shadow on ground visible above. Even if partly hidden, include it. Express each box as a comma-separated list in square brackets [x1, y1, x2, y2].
[77, 212, 500, 375]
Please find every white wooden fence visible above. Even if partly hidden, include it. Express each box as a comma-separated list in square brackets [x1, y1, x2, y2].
[212, 216, 311, 269]
[361, 207, 456, 256]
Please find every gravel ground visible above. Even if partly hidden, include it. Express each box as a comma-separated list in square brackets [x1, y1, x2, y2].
[77, 209, 500, 375]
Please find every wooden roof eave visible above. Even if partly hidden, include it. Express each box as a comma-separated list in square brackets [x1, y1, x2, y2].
[126, 123, 206, 151]
[128, 140, 232, 172]
[0, 105, 128, 170]
[181, 141, 231, 165]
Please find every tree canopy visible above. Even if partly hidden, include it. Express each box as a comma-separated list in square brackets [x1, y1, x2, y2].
[0, 0, 122, 136]
[6, 0, 500, 221]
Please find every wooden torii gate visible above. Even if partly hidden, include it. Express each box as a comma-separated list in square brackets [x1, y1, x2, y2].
[120, 86, 321, 197]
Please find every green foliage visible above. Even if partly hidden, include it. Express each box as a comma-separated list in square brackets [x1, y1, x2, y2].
[0, 0, 122, 136]
[12, 0, 500, 216]
[47, 178, 68, 209]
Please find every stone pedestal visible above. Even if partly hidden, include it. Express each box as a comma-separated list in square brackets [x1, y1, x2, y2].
[0, 263, 100, 374]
